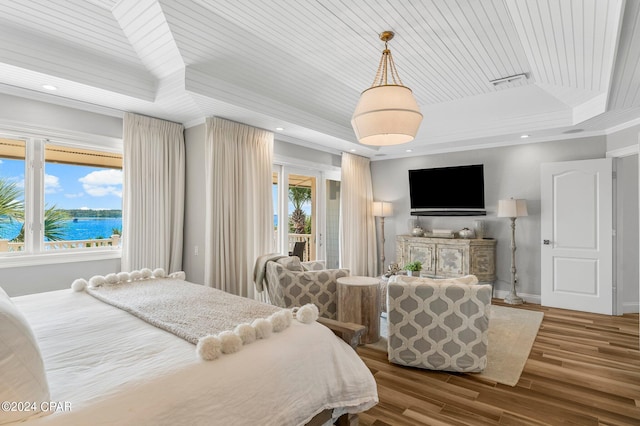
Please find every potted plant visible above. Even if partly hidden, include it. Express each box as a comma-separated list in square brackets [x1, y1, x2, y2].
[404, 261, 422, 277]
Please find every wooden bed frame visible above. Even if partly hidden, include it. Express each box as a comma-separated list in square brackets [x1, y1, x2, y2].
[306, 317, 367, 426]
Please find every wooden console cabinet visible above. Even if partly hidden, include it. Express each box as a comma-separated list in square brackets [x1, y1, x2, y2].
[396, 235, 497, 283]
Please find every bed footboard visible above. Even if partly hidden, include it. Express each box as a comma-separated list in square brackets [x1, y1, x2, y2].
[317, 317, 366, 350]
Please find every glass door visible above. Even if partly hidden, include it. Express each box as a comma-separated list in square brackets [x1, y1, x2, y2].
[286, 171, 316, 262]
[273, 163, 340, 265]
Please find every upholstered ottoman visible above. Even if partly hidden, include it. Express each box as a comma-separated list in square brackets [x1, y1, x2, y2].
[386, 275, 492, 372]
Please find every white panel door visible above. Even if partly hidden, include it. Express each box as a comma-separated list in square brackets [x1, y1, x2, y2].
[541, 158, 613, 314]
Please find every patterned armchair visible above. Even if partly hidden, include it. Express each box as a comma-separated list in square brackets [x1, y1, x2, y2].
[387, 275, 492, 373]
[264, 256, 349, 320]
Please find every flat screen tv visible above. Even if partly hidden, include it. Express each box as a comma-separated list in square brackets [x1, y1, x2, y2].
[408, 164, 485, 214]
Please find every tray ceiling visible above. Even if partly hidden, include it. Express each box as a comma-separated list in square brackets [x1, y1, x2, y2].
[0, 0, 639, 158]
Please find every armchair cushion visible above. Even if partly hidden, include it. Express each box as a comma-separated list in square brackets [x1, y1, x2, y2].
[387, 276, 491, 373]
[265, 261, 349, 320]
[301, 260, 326, 271]
[276, 256, 304, 272]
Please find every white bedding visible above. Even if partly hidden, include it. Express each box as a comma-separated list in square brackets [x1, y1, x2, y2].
[11, 289, 378, 425]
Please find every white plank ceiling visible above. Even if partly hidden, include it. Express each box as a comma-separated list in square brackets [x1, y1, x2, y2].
[0, 0, 639, 158]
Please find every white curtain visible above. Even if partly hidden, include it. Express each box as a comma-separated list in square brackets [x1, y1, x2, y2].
[204, 117, 273, 299]
[121, 112, 185, 273]
[340, 152, 377, 276]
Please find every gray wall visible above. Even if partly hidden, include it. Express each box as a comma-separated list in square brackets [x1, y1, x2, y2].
[370, 136, 607, 299]
[182, 123, 207, 284]
[1, 259, 121, 297]
[274, 140, 342, 167]
[0, 93, 122, 141]
[607, 124, 640, 152]
[618, 154, 639, 312]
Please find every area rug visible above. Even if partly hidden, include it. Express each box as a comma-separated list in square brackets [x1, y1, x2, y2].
[367, 305, 544, 386]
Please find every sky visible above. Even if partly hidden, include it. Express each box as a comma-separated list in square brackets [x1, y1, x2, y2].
[0, 158, 122, 210]
[273, 184, 311, 215]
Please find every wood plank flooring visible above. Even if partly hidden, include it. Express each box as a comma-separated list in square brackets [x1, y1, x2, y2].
[357, 301, 640, 425]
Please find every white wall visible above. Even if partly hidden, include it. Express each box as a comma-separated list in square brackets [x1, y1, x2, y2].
[370, 136, 607, 300]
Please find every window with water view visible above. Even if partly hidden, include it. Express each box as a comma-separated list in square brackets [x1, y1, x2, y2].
[0, 137, 122, 254]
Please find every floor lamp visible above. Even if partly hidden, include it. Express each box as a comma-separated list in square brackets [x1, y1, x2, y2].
[497, 198, 528, 305]
[373, 201, 393, 276]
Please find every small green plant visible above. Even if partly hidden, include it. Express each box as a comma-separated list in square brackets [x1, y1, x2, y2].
[404, 261, 422, 272]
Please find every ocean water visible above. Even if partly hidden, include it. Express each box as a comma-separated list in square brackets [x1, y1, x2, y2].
[0, 218, 122, 241]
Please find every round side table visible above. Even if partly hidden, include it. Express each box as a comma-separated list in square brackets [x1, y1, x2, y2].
[337, 276, 381, 344]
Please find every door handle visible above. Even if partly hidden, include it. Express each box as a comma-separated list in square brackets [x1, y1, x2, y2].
[543, 240, 551, 245]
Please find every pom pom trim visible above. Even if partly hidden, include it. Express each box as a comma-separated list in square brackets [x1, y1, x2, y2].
[72, 268, 187, 291]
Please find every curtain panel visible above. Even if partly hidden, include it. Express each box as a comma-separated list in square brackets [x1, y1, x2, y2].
[122, 112, 185, 273]
[204, 117, 274, 299]
[340, 152, 377, 277]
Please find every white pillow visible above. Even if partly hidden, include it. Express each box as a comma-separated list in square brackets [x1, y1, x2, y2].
[0, 287, 51, 424]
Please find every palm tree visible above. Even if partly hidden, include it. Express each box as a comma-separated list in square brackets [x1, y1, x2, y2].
[0, 178, 24, 222]
[288, 186, 311, 234]
[43, 205, 70, 241]
[11, 205, 70, 243]
[1, 172, 70, 243]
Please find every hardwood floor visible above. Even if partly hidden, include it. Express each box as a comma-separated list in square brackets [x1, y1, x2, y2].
[357, 300, 640, 425]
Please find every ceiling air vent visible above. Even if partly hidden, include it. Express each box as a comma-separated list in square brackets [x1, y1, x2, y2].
[490, 73, 528, 86]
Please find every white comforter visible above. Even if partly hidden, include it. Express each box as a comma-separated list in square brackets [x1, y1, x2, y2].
[12, 290, 378, 426]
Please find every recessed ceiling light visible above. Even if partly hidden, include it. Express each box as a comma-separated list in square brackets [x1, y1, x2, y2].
[42, 84, 57, 91]
[406, 149, 413, 152]
[275, 127, 284, 131]
[350, 149, 357, 152]
[520, 134, 529, 139]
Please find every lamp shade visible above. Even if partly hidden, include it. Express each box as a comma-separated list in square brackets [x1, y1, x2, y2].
[497, 198, 528, 218]
[351, 85, 423, 146]
[372, 201, 394, 217]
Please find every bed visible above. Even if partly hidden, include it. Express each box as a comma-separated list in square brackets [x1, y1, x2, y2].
[0, 272, 378, 426]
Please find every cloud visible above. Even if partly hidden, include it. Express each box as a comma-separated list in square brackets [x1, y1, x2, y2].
[64, 192, 84, 199]
[79, 169, 123, 198]
[44, 174, 61, 194]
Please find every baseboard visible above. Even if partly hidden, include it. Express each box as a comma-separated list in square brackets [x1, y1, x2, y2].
[492, 292, 639, 314]
[386, 284, 636, 316]
[493, 289, 541, 305]
[623, 302, 640, 314]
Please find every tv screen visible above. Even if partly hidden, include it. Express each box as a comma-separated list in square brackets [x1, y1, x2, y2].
[409, 164, 485, 210]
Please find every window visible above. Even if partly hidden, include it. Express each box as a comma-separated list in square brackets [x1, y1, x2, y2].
[0, 138, 26, 251]
[0, 136, 122, 262]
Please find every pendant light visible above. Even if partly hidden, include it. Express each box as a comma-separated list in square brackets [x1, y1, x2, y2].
[351, 31, 423, 146]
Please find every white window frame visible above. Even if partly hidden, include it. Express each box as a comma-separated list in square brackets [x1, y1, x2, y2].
[0, 128, 123, 269]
